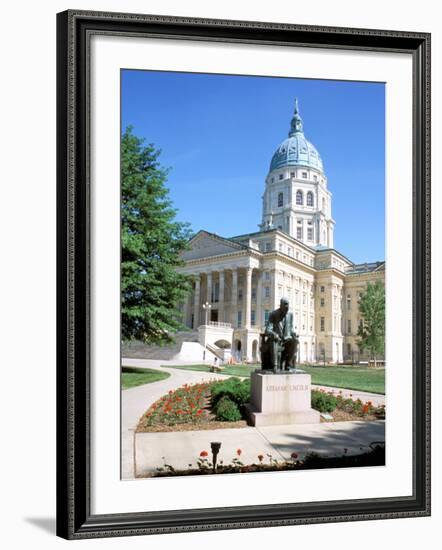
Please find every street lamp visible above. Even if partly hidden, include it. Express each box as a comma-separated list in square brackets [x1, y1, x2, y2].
[202, 301, 212, 325]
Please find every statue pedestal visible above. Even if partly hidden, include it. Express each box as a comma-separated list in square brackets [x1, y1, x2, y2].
[245, 371, 320, 427]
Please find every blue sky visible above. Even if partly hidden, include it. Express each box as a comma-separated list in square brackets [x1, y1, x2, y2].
[121, 70, 385, 263]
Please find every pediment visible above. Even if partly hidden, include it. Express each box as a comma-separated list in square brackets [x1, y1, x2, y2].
[181, 232, 243, 261]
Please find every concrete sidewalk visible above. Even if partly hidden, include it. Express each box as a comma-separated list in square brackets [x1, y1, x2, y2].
[133, 421, 385, 478]
[121, 358, 385, 479]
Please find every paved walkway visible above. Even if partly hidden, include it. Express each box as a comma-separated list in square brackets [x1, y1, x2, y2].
[121, 359, 385, 479]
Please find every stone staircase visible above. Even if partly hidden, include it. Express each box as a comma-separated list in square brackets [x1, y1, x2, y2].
[122, 331, 200, 360]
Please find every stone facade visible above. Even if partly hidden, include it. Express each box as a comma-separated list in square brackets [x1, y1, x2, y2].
[176, 100, 385, 363]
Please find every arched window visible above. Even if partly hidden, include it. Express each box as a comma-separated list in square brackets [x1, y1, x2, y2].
[296, 190, 303, 205]
[307, 191, 314, 206]
[278, 192, 283, 207]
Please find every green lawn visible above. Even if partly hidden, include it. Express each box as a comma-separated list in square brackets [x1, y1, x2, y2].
[121, 367, 170, 390]
[302, 366, 385, 394]
[164, 364, 385, 394]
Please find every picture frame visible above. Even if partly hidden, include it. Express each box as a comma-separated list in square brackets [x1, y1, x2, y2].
[56, 9, 431, 539]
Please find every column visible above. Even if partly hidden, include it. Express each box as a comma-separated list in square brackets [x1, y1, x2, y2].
[270, 269, 276, 310]
[256, 269, 263, 329]
[244, 267, 252, 328]
[193, 275, 200, 328]
[218, 270, 225, 323]
[206, 272, 212, 304]
[184, 290, 192, 328]
[282, 270, 287, 298]
[231, 268, 238, 327]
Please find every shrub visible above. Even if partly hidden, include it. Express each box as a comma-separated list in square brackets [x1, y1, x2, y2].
[214, 396, 242, 422]
[210, 377, 250, 408]
[311, 390, 338, 413]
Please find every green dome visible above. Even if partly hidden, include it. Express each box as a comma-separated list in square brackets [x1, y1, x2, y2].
[269, 99, 324, 173]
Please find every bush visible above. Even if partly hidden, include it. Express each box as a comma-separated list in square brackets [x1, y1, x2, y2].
[214, 396, 242, 422]
[311, 390, 338, 413]
[210, 377, 250, 408]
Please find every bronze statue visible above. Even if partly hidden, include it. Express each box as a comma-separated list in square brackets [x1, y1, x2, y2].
[260, 297, 299, 372]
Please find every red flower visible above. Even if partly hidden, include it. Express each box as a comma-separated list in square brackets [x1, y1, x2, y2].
[291, 452, 298, 459]
[200, 450, 208, 457]
[236, 448, 242, 456]
[196, 409, 203, 415]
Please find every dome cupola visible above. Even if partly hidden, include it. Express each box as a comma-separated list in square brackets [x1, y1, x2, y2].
[269, 99, 324, 173]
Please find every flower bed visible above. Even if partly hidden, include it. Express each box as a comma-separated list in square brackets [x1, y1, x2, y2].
[312, 389, 385, 420]
[137, 382, 212, 430]
[136, 380, 385, 433]
[140, 445, 385, 478]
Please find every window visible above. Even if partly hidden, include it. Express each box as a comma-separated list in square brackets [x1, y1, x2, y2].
[264, 286, 270, 298]
[296, 190, 303, 205]
[307, 227, 313, 241]
[322, 198, 326, 211]
[265, 242, 271, 252]
[307, 191, 314, 206]
[296, 226, 302, 240]
[271, 177, 274, 183]
[347, 344, 352, 356]
[278, 192, 283, 206]
[320, 298, 325, 307]
[265, 271, 270, 281]
[278, 286, 283, 298]
[264, 310, 270, 323]
[251, 287, 256, 300]
[251, 310, 256, 326]
[279, 242, 283, 252]
[347, 319, 351, 334]
[313, 174, 318, 182]
[295, 250, 300, 259]
[302, 171, 308, 179]
[279, 173, 283, 180]
[302, 293, 306, 305]
[238, 288, 243, 301]
[237, 311, 242, 327]
[347, 296, 351, 311]
[290, 171, 295, 177]
[287, 246, 293, 256]
[320, 286, 325, 293]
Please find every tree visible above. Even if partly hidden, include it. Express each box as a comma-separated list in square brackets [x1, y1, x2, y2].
[121, 126, 192, 344]
[357, 281, 385, 366]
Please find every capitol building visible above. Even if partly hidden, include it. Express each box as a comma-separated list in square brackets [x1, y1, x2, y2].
[177, 100, 385, 363]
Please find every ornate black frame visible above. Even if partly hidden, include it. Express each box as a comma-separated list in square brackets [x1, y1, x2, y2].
[56, 9, 431, 539]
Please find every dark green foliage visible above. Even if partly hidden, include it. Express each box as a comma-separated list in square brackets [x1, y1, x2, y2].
[214, 396, 242, 422]
[121, 126, 193, 344]
[311, 390, 338, 413]
[357, 281, 385, 365]
[210, 377, 251, 409]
